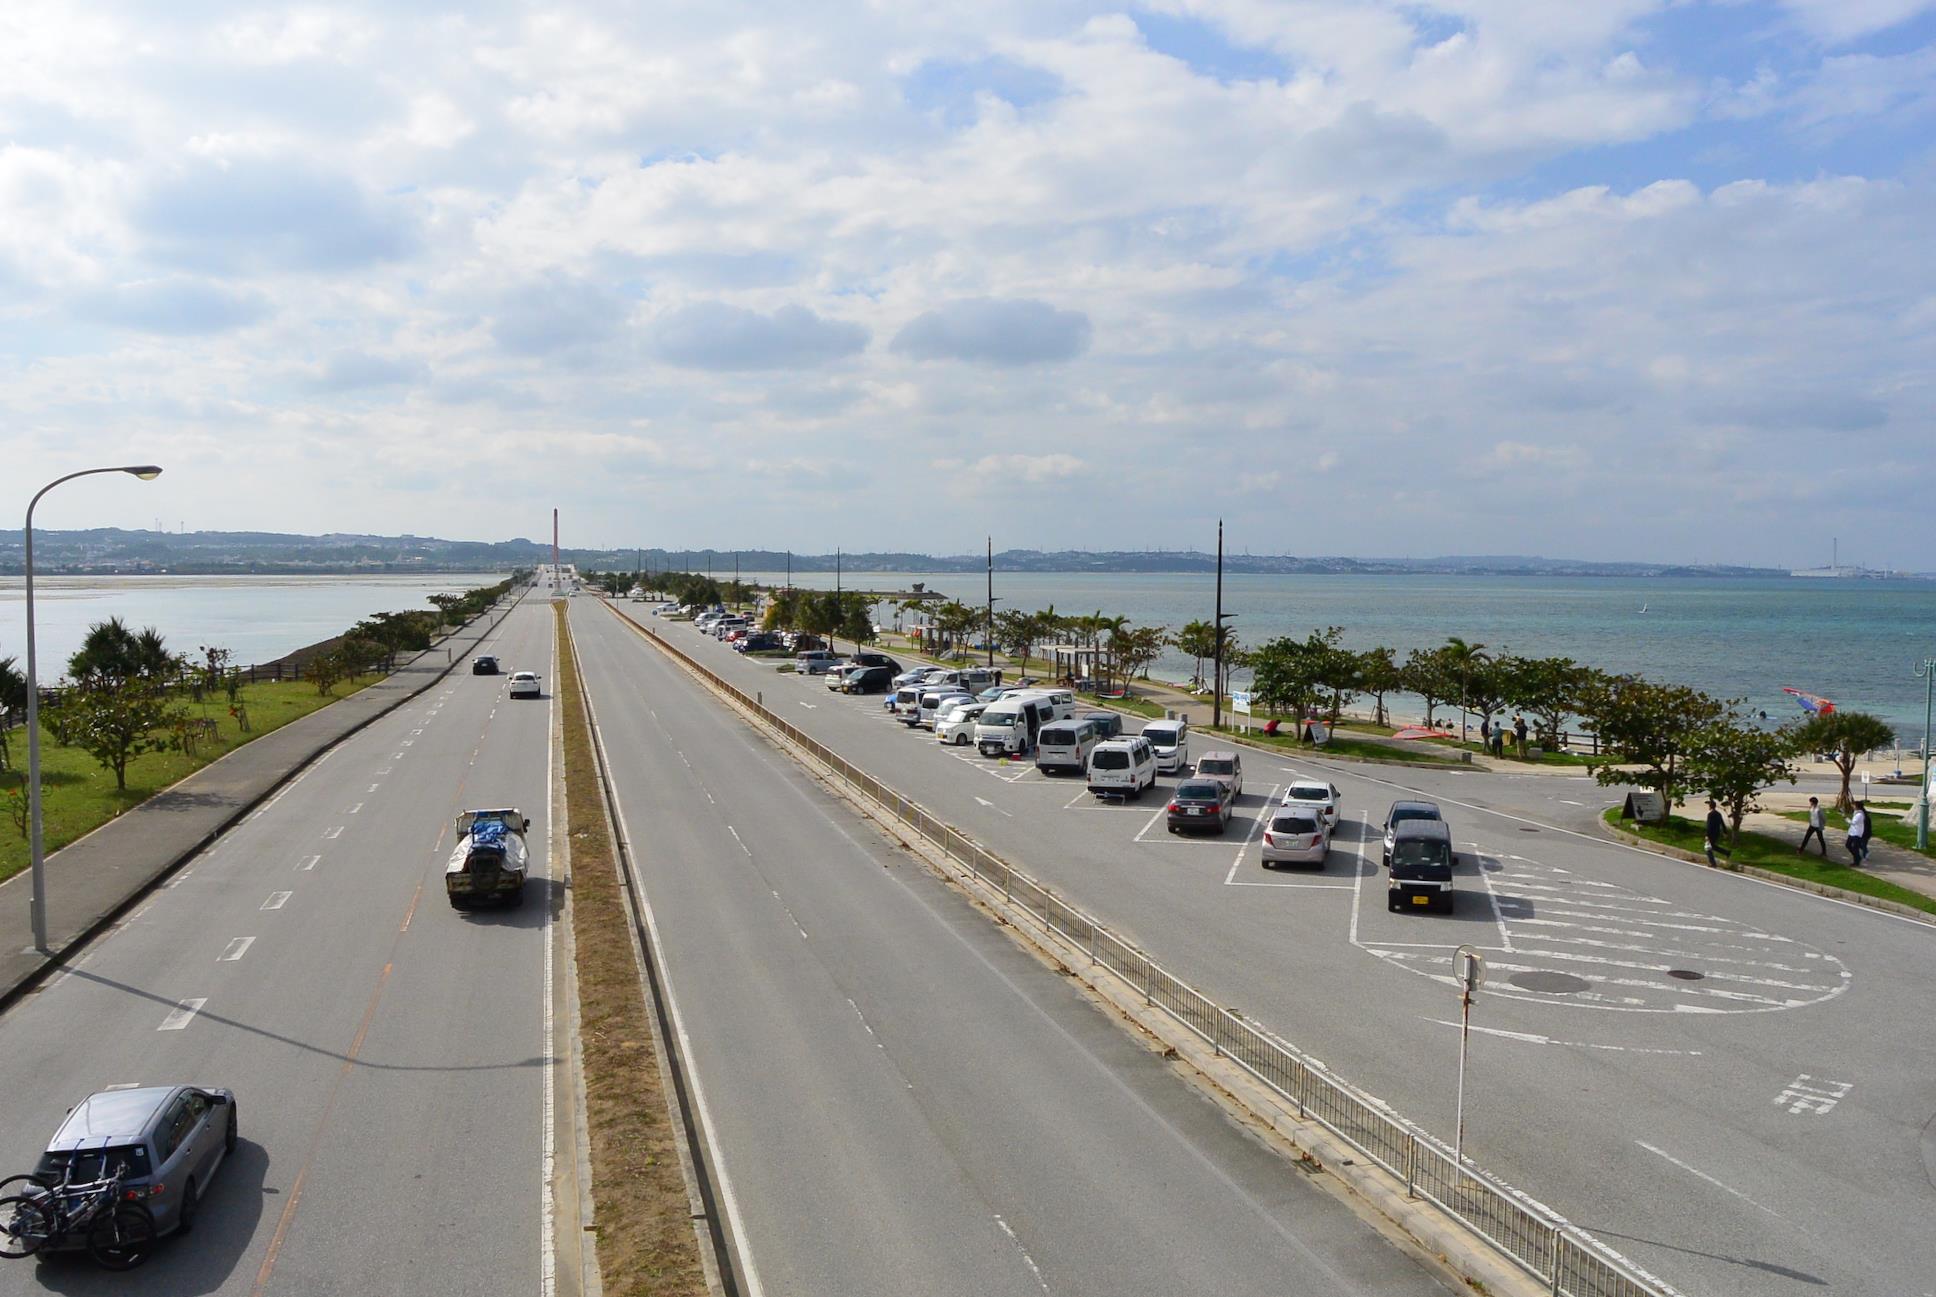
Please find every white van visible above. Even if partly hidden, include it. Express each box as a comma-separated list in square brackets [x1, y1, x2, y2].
[917, 690, 975, 730]
[1139, 718, 1190, 773]
[1037, 689, 1076, 721]
[1087, 736, 1158, 799]
[1036, 715, 1109, 776]
[975, 694, 1057, 757]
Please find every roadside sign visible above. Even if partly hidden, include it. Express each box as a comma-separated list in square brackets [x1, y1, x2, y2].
[1230, 689, 1252, 715]
[1621, 791, 1666, 824]
[1455, 945, 1486, 992]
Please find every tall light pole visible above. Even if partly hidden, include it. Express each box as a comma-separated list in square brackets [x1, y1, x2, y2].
[985, 537, 995, 670]
[24, 464, 164, 952]
[1917, 657, 1935, 851]
[1211, 520, 1234, 729]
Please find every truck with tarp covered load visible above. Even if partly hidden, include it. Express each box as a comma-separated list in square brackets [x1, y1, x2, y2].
[445, 809, 530, 909]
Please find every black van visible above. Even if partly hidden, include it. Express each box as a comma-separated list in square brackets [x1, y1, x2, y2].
[842, 665, 895, 695]
[1387, 820, 1455, 913]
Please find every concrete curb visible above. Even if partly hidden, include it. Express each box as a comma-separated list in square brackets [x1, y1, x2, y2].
[1595, 818, 1936, 927]
[0, 586, 528, 1011]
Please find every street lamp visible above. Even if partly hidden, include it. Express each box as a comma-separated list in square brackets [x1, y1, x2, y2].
[1917, 657, 1935, 851]
[24, 465, 164, 951]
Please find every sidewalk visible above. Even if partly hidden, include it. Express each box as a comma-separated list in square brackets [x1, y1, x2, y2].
[1739, 804, 1936, 903]
[0, 589, 531, 1007]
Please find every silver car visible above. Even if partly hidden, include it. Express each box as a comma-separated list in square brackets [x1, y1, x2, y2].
[31, 1086, 238, 1242]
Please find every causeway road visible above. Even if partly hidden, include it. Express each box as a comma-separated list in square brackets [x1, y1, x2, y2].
[634, 603, 1936, 1297]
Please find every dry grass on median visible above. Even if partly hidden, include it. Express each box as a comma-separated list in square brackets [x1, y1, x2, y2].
[555, 604, 711, 1297]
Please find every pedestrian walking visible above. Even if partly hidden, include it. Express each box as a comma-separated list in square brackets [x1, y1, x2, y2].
[1847, 802, 1870, 865]
[1798, 796, 1827, 856]
[1479, 716, 1491, 748]
[1704, 800, 1731, 866]
[1513, 714, 1529, 756]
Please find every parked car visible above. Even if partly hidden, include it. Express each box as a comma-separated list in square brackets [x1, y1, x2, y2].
[848, 653, 901, 672]
[27, 1085, 239, 1250]
[1080, 711, 1123, 740]
[1382, 800, 1444, 866]
[734, 632, 783, 653]
[471, 655, 500, 675]
[796, 650, 842, 675]
[1087, 736, 1158, 799]
[1139, 718, 1191, 773]
[916, 690, 975, 729]
[1167, 777, 1236, 834]
[1036, 715, 1109, 775]
[508, 671, 542, 699]
[935, 702, 987, 745]
[828, 665, 864, 691]
[1388, 820, 1456, 913]
[975, 693, 1058, 757]
[1261, 808, 1328, 867]
[1281, 780, 1341, 828]
[843, 666, 895, 695]
[1194, 749, 1244, 797]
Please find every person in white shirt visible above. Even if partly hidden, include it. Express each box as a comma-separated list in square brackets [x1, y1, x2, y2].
[1799, 797, 1827, 856]
[1847, 803, 1870, 865]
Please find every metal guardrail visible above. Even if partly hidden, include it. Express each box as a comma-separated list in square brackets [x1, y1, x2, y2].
[626, 613, 1681, 1297]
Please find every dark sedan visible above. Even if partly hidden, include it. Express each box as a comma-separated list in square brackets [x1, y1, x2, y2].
[471, 655, 500, 675]
[1166, 778, 1235, 834]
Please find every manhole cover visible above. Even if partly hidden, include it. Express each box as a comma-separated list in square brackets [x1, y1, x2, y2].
[1666, 969, 1705, 981]
[1510, 971, 1593, 994]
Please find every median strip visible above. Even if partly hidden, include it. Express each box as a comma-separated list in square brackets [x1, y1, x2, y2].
[554, 603, 712, 1297]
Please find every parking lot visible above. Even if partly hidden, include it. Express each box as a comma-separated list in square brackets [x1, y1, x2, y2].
[639, 605, 1936, 1297]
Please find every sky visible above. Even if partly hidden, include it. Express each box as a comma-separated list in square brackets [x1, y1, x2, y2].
[3, 1, 1933, 569]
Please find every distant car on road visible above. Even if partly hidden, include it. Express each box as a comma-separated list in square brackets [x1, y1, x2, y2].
[471, 655, 500, 675]
[507, 671, 542, 699]
[17, 1085, 239, 1256]
[1168, 778, 1236, 834]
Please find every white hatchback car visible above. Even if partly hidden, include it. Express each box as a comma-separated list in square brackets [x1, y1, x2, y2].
[1261, 807, 1328, 867]
[508, 671, 542, 699]
[1280, 780, 1340, 827]
[934, 702, 986, 746]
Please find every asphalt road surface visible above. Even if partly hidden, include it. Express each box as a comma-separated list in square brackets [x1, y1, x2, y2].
[569, 601, 1461, 1296]
[0, 600, 559, 1296]
[635, 605, 1936, 1297]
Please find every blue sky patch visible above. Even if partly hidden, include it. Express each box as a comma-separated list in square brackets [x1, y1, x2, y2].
[1131, 9, 1290, 84]
[902, 57, 1063, 129]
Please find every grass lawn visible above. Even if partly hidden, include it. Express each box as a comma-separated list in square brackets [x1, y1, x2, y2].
[0, 674, 379, 885]
[1330, 721, 1608, 768]
[1206, 723, 1465, 766]
[1604, 809, 1936, 916]
[1777, 803, 1932, 860]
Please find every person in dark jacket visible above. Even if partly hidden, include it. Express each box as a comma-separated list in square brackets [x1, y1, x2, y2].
[1513, 714, 1529, 755]
[1704, 800, 1731, 866]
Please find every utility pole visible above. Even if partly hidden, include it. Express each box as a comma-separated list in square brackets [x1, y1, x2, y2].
[733, 551, 740, 610]
[986, 537, 995, 669]
[1918, 657, 1935, 850]
[786, 549, 792, 593]
[1212, 520, 1232, 728]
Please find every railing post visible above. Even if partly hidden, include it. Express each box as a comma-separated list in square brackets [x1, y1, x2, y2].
[1089, 927, 1097, 967]
[1549, 1227, 1564, 1295]
[1405, 1134, 1417, 1198]
[1003, 862, 1012, 901]
[1144, 960, 1153, 1006]
[1214, 1012, 1224, 1057]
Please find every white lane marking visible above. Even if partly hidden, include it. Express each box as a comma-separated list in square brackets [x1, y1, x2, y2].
[1225, 782, 1282, 876]
[411, 728, 424, 736]
[582, 689, 768, 1297]
[1636, 1141, 1787, 1219]
[1559, 799, 1585, 806]
[541, 626, 557, 1297]
[993, 1214, 1051, 1294]
[158, 998, 207, 1031]
[1775, 1074, 1852, 1115]
[393, 752, 405, 761]
[297, 855, 321, 872]
[727, 825, 753, 856]
[401, 739, 414, 746]
[376, 767, 392, 776]
[1425, 1018, 1702, 1056]
[798, 701, 817, 710]
[368, 784, 381, 793]
[1133, 804, 1169, 842]
[974, 795, 1013, 818]
[219, 937, 255, 962]
[845, 997, 882, 1047]
[262, 892, 292, 910]
[1480, 859, 1518, 954]
[323, 826, 343, 840]
[1348, 810, 1369, 946]
[349, 802, 364, 815]
[1227, 878, 1355, 889]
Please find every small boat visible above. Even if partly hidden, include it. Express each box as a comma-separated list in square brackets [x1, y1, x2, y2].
[1637, 603, 1648, 614]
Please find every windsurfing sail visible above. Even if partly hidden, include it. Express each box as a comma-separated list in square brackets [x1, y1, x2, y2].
[1391, 726, 1442, 741]
[1782, 687, 1835, 716]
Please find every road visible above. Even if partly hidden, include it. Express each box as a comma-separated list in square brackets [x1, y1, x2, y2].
[634, 605, 1936, 1297]
[0, 599, 560, 1296]
[568, 600, 1461, 1295]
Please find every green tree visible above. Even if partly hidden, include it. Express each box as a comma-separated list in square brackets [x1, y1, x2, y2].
[1309, 628, 1358, 725]
[993, 609, 1037, 665]
[1401, 647, 1454, 727]
[0, 654, 25, 772]
[1496, 655, 1593, 749]
[1689, 713, 1799, 852]
[1110, 624, 1165, 692]
[1585, 676, 1727, 812]
[1173, 619, 1216, 689]
[840, 594, 877, 649]
[1251, 634, 1323, 724]
[1441, 636, 1492, 740]
[763, 589, 801, 632]
[43, 676, 186, 790]
[1792, 711, 1899, 814]
[1356, 647, 1401, 727]
[67, 617, 142, 682]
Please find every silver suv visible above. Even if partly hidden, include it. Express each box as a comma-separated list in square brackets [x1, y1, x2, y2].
[32, 1086, 238, 1243]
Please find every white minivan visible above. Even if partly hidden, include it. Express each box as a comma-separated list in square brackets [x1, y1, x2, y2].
[1035, 715, 1109, 776]
[916, 690, 975, 730]
[975, 693, 1057, 757]
[1139, 718, 1190, 773]
[1087, 736, 1158, 799]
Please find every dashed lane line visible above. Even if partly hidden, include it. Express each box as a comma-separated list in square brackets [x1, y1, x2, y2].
[158, 998, 207, 1031]
[219, 937, 255, 962]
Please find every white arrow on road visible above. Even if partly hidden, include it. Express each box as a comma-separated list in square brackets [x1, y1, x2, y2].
[974, 796, 1012, 818]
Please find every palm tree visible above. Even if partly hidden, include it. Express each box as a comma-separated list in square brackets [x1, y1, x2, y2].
[1443, 637, 1491, 743]
[0, 654, 25, 771]
[1174, 619, 1215, 689]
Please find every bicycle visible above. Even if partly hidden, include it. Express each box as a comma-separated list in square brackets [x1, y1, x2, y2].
[0, 1163, 157, 1270]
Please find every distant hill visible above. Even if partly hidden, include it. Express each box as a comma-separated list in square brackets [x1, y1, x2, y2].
[0, 531, 1791, 578]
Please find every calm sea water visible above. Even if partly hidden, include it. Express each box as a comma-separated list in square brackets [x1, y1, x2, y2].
[739, 570, 1936, 737]
[0, 573, 503, 677]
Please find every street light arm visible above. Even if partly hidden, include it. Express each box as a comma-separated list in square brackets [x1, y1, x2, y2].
[26, 465, 163, 527]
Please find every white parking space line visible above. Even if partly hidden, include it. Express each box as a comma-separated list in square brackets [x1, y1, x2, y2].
[158, 998, 207, 1031]
[1636, 1141, 1786, 1218]
[262, 892, 292, 910]
[297, 855, 321, 872]
[219, 937, 255, 962]
[1424, 1019, 1704, 1057]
